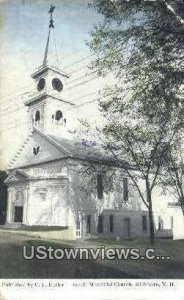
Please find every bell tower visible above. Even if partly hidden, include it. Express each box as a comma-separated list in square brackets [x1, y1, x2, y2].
[24, 5, 75, 139]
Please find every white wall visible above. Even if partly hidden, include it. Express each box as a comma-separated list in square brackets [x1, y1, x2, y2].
[6, 158, 184, 240]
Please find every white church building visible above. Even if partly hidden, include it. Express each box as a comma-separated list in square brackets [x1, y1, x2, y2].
[4, 6, 184, 241]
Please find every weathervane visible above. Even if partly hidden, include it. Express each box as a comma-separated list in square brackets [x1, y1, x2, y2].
[48, 5, 55, 28]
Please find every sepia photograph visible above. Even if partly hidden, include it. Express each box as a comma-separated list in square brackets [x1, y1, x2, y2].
[0, 1, 184, 297]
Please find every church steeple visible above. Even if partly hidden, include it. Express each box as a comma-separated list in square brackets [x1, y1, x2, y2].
[43, 5, 55, 67]
[24, 5, 76, 140]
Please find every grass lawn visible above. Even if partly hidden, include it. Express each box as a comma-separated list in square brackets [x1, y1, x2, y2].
[0, 231, 133, 278]
[0, 231, 183, 278]
[87, 238, 184, 278]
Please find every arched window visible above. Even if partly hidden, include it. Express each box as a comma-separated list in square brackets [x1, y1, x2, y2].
[35, 110, 40, 122]
[55, 110, 63, 121]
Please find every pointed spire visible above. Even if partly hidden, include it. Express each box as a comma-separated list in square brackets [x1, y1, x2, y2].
[42, 5, 56, 67]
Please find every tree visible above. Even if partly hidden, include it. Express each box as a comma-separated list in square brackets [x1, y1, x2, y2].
[0, 171, 7, 225]
[87, 0, 184, 244]
[160, 134, 184, 215]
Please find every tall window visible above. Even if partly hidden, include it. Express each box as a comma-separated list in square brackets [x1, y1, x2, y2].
[158, 216, 164, 230]
[97, 174, 103, 199]
[87, 215, 91, 234]
[123, 177, 129, 202]
[170, 216, 173, 229]
[142, 215, 147, 232]
[76, 214, 81, 237]
[98, 215, 104, 233]
[109, 214, 114, 233]
[76, 215, 80, 230]
[35, 110, 40, 122]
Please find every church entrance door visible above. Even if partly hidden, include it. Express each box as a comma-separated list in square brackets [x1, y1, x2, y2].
[14, 206, 23, 223]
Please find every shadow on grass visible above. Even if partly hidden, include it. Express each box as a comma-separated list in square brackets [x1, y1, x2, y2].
[0, 239, 139, 279]
[1, 234, 184, 279]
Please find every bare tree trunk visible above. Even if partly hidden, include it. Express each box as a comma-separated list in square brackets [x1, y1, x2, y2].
[179, 196, 184, 216]
[146, 179, 155, 246]
[162, 0, 184, 24]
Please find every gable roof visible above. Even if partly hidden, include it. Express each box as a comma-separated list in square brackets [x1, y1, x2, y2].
[8, 129, 70, 170]
[47, 134, 112, 162]
[8, 128, 120, 170]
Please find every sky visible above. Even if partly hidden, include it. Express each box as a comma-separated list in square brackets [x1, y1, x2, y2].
[0, 0, 111, 169]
